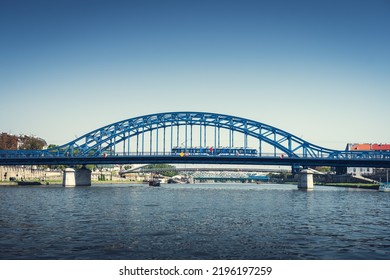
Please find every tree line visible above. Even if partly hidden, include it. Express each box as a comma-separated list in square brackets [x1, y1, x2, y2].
[1, 132, 180, 176]
[0, 132, 47, 150]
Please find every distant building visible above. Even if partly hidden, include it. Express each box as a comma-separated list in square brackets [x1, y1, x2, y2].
[346, 143, 390, 151]
[346, 143, 390, 176]
[347, 166, 374, 176]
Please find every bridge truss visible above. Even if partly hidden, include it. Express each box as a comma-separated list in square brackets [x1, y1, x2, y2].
[1, 112, 390, 167]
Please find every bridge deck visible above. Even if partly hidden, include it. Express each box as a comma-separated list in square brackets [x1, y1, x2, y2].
[1, 155, 390, 168]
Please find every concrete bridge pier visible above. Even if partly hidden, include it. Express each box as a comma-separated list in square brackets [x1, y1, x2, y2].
[298, 169, 314, 190]
[75, 166, 92, 186]
[63, 168, 76, 187]
[63, 166, 92, 187]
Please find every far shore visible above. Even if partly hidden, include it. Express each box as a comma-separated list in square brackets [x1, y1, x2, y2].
[0, 180, 142, 186]
[0, 180, 381, 190]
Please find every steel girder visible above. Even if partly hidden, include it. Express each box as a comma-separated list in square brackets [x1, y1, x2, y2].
[1, 111, 389, 161]
[41, 111, 335, 157]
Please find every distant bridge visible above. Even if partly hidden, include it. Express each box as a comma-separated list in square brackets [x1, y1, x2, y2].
[1, 111, 389, 168]
[120, 166, 287, 174]
[120, 165, 273, 182]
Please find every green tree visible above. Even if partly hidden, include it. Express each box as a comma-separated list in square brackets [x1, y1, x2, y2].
[19, 135, 47, 150]
[315, 166, 331, 173]
[144, 164, 178, 177]
[0, 133, 18, 150]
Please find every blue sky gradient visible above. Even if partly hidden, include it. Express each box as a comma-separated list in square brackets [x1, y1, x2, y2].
[1, 0, 389, 149]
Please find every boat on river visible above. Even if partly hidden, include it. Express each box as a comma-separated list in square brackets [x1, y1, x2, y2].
[17, 181, 42, 186]
[379, 169, 389, 192]
[148, 179, 161, 187]
[379, 183, 390, 192]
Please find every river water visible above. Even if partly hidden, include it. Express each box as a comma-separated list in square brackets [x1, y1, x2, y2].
[0, 183, 389, 260]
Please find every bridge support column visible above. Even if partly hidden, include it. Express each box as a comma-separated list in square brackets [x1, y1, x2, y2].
[63, 168, 76, 187]
[298, 169, 314, 190]
[75, 166, 92, 186]
[63, 167, 92, 187]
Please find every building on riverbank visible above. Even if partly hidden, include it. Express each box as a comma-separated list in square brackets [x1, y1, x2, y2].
[346, 143, 390, 176]
[0, 166, 62, 182]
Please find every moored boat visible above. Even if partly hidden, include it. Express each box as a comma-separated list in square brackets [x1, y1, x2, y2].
[17, 181, 42, 186]
[149, 179, 160, 187]
[379, 169, 389, 192]
[379, 183, 390, 192]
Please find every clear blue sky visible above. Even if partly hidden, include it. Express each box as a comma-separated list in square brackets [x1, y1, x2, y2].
[1, 0, 389, 150]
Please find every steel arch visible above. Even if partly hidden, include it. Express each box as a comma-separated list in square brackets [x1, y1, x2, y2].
[44, 111, 339, 158]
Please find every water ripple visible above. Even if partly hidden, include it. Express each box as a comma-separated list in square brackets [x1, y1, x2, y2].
[1, 184, 389, 259]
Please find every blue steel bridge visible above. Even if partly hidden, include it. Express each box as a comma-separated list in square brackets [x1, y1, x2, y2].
[1, 111, 390, 168]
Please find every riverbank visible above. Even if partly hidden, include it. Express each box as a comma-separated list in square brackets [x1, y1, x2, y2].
[282, 181, 379, 190]
[1, 180, 381, 190]
[0, 179, 143, 186]
[321, 183, 379, 190]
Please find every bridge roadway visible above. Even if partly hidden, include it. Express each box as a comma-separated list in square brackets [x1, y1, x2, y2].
[1, 154, 390, 168]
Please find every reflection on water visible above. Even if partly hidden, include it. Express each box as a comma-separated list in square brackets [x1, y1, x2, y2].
[0, 183, 389, 259]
